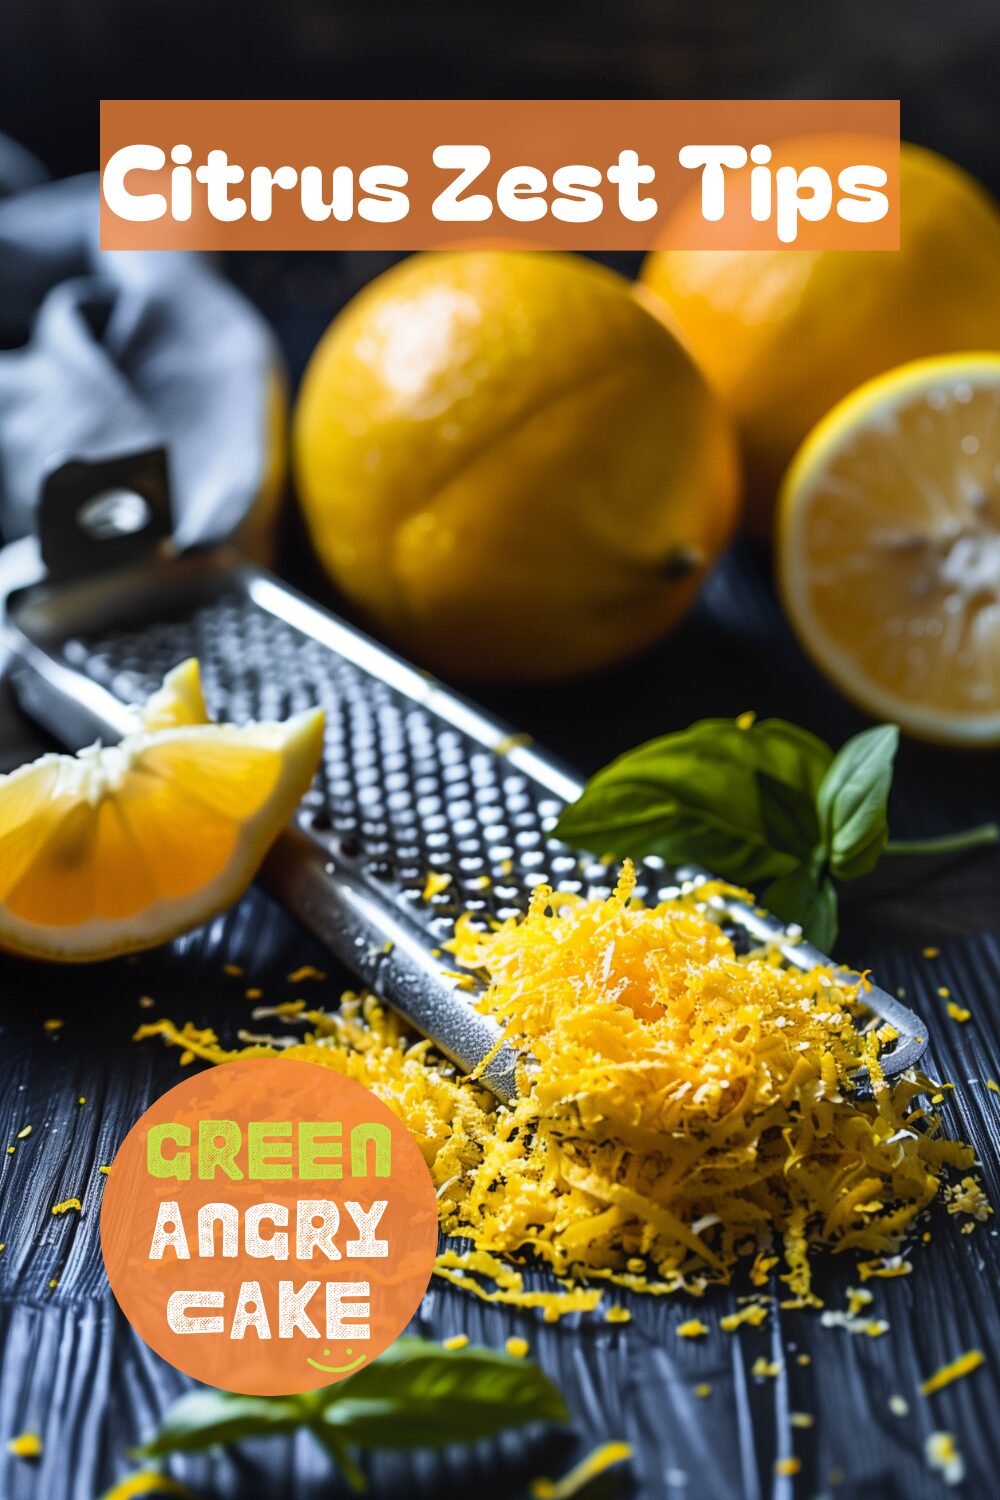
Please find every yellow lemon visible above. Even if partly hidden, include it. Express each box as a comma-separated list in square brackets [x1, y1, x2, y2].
[293, 251, 740, 680]
[138, 656, 210, 730]
[0, 661, 323, 960]
[778, 353, 1000, 746]
[640, 145, 1000, 533]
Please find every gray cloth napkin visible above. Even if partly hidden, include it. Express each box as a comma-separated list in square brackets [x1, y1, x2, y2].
[0, 135, 284, 551]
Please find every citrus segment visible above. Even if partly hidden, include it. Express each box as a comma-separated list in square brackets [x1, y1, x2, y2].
[0, 672, 323, 960]
[139, 657, 209, 729]
[778, 353, 1000, 745]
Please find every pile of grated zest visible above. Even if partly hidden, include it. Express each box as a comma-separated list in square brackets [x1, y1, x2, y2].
[138, 862, 978, 1318]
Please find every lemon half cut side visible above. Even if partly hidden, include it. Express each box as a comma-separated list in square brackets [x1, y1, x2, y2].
[778, 353, 1000, 746]
[0, 660, 324, 960]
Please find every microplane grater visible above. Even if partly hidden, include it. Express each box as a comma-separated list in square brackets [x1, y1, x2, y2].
[0, 478, 928, 1099]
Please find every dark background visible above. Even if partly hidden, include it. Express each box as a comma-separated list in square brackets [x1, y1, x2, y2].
[2, 0, 999, 196]
[1, 7, 999, 1500]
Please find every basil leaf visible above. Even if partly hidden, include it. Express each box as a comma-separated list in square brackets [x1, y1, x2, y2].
[141, 1390, 307, 1457]
[756, 772, 822, 863]
[817, 725, 898, 881]
[555, 717, 832, 882]
[317, 1338, 569, 1449]
[764, 869, 839, 952]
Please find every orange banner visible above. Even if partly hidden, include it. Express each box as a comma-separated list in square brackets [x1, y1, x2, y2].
[100, 99, 900, 251]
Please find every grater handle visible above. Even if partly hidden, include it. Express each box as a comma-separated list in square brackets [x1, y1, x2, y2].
[36, 448, 173, 583]
[262, 823, 521, 1102]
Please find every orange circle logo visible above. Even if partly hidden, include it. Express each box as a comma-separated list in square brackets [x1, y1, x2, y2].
[101, 1058, 438, 1394]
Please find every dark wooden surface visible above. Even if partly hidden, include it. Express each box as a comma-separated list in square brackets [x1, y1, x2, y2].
[0, 5, 999, 1485]
[0, 529, 998, 1500]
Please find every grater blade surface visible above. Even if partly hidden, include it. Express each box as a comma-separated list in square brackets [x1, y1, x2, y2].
[4, 552, 929, 1092]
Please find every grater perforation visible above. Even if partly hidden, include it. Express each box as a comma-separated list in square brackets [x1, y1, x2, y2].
[4, 550, 929, 1097]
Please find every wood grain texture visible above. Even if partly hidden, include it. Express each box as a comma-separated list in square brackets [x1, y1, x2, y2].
[0, 545, 997, 1500]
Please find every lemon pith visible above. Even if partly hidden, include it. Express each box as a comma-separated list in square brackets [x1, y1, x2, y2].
[778, 353, 1000, 746]
[0, 664, 323, 961]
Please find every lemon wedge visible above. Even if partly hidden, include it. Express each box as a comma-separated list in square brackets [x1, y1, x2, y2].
[778, 353, 1000, 745]
[0, 663, 323, 960]
[138, 657, 211, 730]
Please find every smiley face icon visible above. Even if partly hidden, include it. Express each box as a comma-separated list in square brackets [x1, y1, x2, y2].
[306, 1346, 367, 1375]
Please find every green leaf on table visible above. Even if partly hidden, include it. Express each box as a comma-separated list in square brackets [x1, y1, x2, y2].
[141, 1390, 306, 1457]
[817, 724, 898, 881]
[554, 716, 833, 884]
[764, 868, 839, 953]
[139, 1338, 570, 1495]
[317, 1338, 569, 1448]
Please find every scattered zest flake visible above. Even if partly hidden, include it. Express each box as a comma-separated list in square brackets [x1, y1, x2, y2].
[51, 1198, 82, 1216]
[677, 1319, 709, 1339]
[97, 1473, 193, 1500]
[790, 1412, 814, 1429]
[530, 1442, 632, 1500]
[820, 1310, 889, 1338]
[857, 1256, 912, 1281]
[720, 1303, 769, 1332]
[752, 1357, 783, 1378]
[287, 965, 327, 983]
[42, 1019, 63, 1032]
[422, 871, 452, 902]
[442, 1333, 468, 1350]
[774, 1458, 800, 1477]
[694, 1383, 712, 1397]
[888, 1394, 909, 1417]
[925, 1431, 964, 1487]
[920, 1349, 986, 1396]
[136, 867, 978, 1319]
[15, 1126, 31, 1140]
[505, 1336, 530, 1358]
[7, 1432, 42, 1459]
[945, 1176, 993, 1224]
[946, 1001, 971, 1023]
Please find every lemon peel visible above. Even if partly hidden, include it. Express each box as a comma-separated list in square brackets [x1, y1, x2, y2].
[530, 1442, 632, 1500]
[7, 1432, 42, 1459]
[920, 1349, 985, 1396]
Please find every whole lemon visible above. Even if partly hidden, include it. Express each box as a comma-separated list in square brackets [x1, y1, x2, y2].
[293, 252, 740, 681]
[640, 144, 1000, 535]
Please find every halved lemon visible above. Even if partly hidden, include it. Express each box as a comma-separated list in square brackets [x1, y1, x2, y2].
[778, 353, 1000, 746]
[0, 662, 323, 960]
